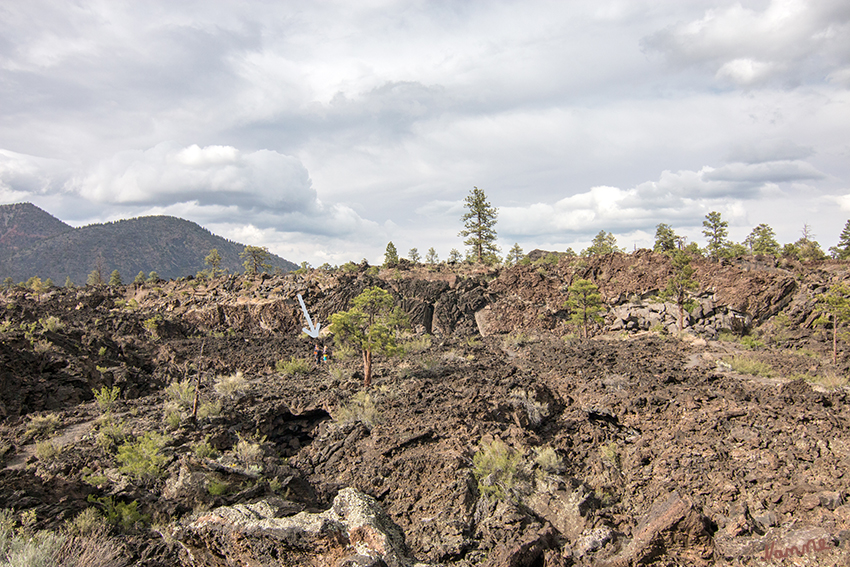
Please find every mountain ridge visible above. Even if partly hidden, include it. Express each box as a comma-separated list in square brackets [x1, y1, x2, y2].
[0, 202, 298, 284]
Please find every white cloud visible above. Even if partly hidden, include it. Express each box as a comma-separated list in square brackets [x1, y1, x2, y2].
[642, 0, 850, 87]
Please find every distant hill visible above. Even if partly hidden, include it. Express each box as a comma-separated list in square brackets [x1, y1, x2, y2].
[0, 203, 298, 284]
[0, 202, 73, 253]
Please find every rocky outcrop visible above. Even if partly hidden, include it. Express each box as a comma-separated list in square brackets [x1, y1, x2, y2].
[178, 488, 426, 567]
[607, 297, 752, 337]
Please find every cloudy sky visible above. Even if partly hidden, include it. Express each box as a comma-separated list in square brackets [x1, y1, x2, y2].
[1, 0, 849, 265]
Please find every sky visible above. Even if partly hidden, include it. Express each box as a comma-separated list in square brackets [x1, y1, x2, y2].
[1, 0, 849, 266]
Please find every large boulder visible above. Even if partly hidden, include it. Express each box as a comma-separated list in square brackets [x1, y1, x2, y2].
[178, 488, 428, 567]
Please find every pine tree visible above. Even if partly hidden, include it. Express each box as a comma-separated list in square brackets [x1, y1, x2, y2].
[134, 271, 146, 285]
[109, 270, 122, 286]
[87, 257, 105, 286]
[702, 211, 729, 260]
[566, 279, 604, 339]
[745, 224, 780, 256]
[205, 248, 223, 277]
[147, 271, 160, 282]
[448, 248, 462, 263]
[661, 251, 698, 332]
[581, 231, 622, 257]
[425, 247, 439, 264]
[408, 248, 420, 264]
[815, 283, 850, 363]
[505, 243, 524, 266]
[459, 186, 499, 263]
[329, 286, 408, 387]
[240, 245, 272, 275]
[384, 242, 399, 266]
[653, 223, 677, 254]
[64, 276, 74, 288]
[829, 220, 850, 260]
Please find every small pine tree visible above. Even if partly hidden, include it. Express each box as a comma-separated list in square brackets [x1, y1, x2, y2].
[205, 248, 223, 277]
[3, 276, 14, 290]
[702, 211, 729, 260]
[64, 276, 74, 288]
[581, 231, 622, 257]
[745, 224, 780, 256]
[329, 286, 408, 387]
[661, 251, 698, 332]
[134, 271, 146, 285]
[653, 223, 677, 254]
[147, 271, 160, 282]
[44, 278, 54, 289]
[815, 283, 850, 364]
[87, 268, 104, 286]
[566, 279, 604, 339]
[109, 270, 122, 287]
[448, 248, 462, 264]
[240, 245, 272, 275]
[505, 243, 524, 266]
[425, 247, 439, 264]
[459, 186, 499, 263]
[384, 242, 399, 266]
[408, 248, 420, 264]
[829, 220, 850, 259]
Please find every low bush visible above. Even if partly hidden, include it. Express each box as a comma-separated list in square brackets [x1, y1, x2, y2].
[533, 446, 563, 473]
[35, 440, 60, 462]
[206, 478, 229, 496]
[402, 335, 431, 354]
[92, 386, 120, 413]
[116, 432, 170, 480]
[39, 316, 64, 333]
[25, 413, 61, 441]
[335, 391, 380, 430]
[276, 356, 312, 376]
[473, 439, 523, 501]
[233, 433, 264, 467]
[197, 400, 222, 420]
[214, 371, 248, 399]
[165, 379, 195, 408]
[727, 355, 774, 377]
[510, 390, 549, 427]
[86, 496, 148, 530]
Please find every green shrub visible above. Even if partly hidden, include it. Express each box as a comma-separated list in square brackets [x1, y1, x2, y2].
[599, 441, 620, 466]
[501, 332, 534, 349]
[335, 391, 379, 429]
[142, 315, 162, 338]
[333, 343, 358, 360]
[473, 439, 523, 501]
[402, 335, 431, 354]
[510, 389, 549, 427]
[92, 386, 120, 413]
[116, 432, 170, 480]
[94, 416, 126, 451]
[86, 496, 148, 530]
[233, 433, 264, 467]
[214, 371, 248, 398]
[276, 356, 312, 376]
[25, 413, 61, 441]
[164, 408, 181, 430]
[39, 316, 63, 333]
[35, 440, 60, 462]
[328, 365, 348, 381]
[165, 379, 195, 407]
[801, 371, 848, 390]
[206, 478, 229, 496]
[82, 468, 108, 487]
[533, 446, 563, 473]
[727, 355, 774, 377]
[197, 400, 222, 420]
[192, 440, 217, 459]
[64, 507, 107, 536]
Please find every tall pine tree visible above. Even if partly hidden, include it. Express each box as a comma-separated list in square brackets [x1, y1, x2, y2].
[459, 187, 499, 263]
[702, 211, 729, 260]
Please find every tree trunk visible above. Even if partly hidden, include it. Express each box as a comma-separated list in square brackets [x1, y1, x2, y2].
[678, 301, 684, 332]
[363, 349, 372, 388]
[833, 316, 838, 365]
